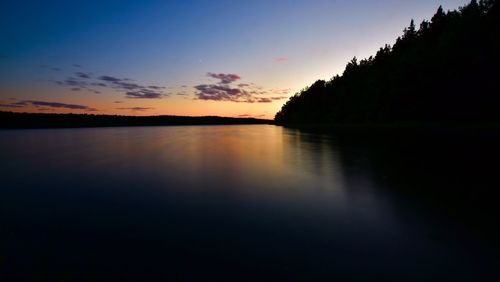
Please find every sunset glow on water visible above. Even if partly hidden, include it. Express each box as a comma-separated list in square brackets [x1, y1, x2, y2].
[1, 126, 498, 280]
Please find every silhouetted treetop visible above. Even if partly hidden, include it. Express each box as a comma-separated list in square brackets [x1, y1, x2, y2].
[275, 0, 500, 126]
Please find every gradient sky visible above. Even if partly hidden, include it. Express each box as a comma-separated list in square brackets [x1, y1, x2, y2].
[0, 0, 469, 118]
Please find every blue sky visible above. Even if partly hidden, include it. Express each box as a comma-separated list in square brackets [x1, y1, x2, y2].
[0, 0, 469, 117]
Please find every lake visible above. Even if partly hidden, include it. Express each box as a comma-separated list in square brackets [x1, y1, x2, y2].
[0, 125, 498, 281]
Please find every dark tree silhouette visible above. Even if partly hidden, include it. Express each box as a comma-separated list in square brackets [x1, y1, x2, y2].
[275, 0, 500, 126]
[0, 112, 271, 129]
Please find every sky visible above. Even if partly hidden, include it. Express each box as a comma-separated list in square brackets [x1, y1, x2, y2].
[0, 0, 469, 119]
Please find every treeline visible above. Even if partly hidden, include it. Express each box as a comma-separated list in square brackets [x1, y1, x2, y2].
[0, 111, 271, 129]
[275, 0, 500, 126]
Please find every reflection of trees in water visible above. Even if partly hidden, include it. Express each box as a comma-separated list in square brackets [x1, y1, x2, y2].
[282, 127, 347, 195]
[328, 129, 500, 243]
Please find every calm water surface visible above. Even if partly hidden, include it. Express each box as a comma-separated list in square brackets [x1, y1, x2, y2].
[0, 125, 498, 281]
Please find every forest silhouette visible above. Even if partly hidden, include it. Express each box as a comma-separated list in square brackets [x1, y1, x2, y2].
[275, 0, 500, 126]
[0, 111, 271, 129]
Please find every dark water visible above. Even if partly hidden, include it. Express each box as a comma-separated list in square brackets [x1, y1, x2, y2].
[0, 125, 498, 281]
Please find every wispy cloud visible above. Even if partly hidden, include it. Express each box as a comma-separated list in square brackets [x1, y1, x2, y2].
[97, 75, 166, 98]
[0, 103, 23, 108]
[237, 114, 266, 118]
[256, 98, 272, 103]
[76, 72, 91, 79]
[275, 57, 288, 63]
[40, 65, 62, 71]
[116, 107, 154, 111]
[91, 82, 107, 87]
[148, 85, 166, 90]
[125, 89, 164, 99]
[0, 100, 97, 111]
[99, 75, 122, 83]
[45, 66, 287, 103]
[53, 68, 167, 99]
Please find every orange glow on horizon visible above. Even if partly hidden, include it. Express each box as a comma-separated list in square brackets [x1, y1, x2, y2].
[0, 84, 293, 119]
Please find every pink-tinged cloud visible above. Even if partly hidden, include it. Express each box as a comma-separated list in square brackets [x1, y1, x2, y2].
[275, 57, 288, 63]
[195, 84, 280, 103]
[195, 84, 246, 101]
[194, 72, 290, 103]
[207, 73, 241, 84]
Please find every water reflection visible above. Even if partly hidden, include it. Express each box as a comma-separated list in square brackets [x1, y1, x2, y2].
[0, 126, 498, 281]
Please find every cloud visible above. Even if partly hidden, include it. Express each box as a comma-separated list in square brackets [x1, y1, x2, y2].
[194, 72, 250, 102]
[0, 103, 23, 108]
[99, 75, 122, 83]
[268, 88, 292, 95]
[25, 100, 94, 110]
[54, 72, 167, 99]
[237, 114, 266, 118]
[76, 72, 91, 79]
[64, 78, 84, 86]
[207, 72, 241, 84]
[118, 82, 142, 90]
[275, 57, 288, 63]
[195, 84, 248, 102]
[39, 65, 63, 71]
[148, 85, 166, 90]
[1, 100, 97, 111]
[126, 89, 164, 99]
[256, 98, 273, 103]
[96, 75, 166, 98]
[116, 107, 154, 111]
[194, 72, 290, 103]
[57, 77, 89, 90]
[194, 84, 286, 103]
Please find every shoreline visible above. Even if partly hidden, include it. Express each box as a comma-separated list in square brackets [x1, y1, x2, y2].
[0, 111, 273, 129]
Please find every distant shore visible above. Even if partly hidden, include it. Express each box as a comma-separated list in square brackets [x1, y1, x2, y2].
[3, 111, 500, 130]
[0, 111, 273, 129]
